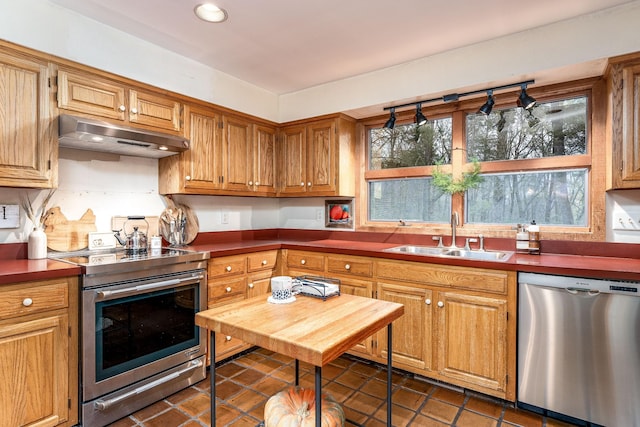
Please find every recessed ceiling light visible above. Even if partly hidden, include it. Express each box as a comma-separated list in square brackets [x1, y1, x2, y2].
[194, 3, 228, 23]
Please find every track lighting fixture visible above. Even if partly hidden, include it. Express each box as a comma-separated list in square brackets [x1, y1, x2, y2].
[383, 79, 535, 121]
[478, 90, 495, 115]
[517, 85, 537, 110]
[415, 103, 428, 126]
[383, 108, 396, 129]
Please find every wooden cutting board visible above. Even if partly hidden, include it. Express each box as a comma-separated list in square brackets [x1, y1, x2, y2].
[43, 207, 97, 252]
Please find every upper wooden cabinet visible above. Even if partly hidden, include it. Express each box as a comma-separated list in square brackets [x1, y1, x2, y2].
[608, 54, 640, 189]
[57, 68, 183, 134]
[278, 115, 356, 197]
[0, 45, 57, 188]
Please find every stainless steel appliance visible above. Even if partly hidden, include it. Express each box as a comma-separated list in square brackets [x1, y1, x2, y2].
[518, 272, 640, 426]
[51, 247, 209, 426]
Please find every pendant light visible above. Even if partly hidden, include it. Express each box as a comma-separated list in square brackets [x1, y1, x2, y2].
[517, 85, 536, 110]
[383, 108, 396, 129]
[415, 103, 427, 126]
[478, 90, 495, 115]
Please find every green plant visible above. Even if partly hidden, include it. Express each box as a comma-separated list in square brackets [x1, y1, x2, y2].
[432, 160, 483, 195]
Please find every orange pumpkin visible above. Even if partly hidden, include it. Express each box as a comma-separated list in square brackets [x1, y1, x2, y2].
[264, 386, 345, 427]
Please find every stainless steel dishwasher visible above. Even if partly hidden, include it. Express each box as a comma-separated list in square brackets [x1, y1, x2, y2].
[518, 272, 640, 426]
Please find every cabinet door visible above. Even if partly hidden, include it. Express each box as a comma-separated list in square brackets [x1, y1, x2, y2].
[306, 119, 336, 193]
[279, 125, 307, 194]
[128, 89, 182, 132]
[57, 69, 126, 120]
[619, 63, 640, 184]
[0, 52, 56, 188]
[182, 106, 223, 191]
[435, 291, 507, 394]
[222, 115, 253, 192]
[254, 124, 277, 195]
[377, 282, 432, 372]
[0, 314, 69, 426]
[339, 278, 374, 357]
[248, 273, 272, 299]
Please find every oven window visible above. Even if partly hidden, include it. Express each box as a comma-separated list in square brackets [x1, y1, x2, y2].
[95, 284, 200, 381]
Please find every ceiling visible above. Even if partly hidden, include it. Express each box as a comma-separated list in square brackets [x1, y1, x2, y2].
[50, 0, 632, 95]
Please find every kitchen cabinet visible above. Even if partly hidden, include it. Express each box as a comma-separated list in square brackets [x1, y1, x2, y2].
[608, 54, 640, 188]
[57, 68, 183, 133]
[0, 44, 57, 188]
[278, 115, 356, 197]
[207, 250, 278, 362]
[0, 276, 79, 427]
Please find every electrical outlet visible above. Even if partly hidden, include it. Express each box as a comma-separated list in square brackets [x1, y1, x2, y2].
[316, 208, 324, 221]
[0, 204, 20, 228]
[221, 210, 229, 224]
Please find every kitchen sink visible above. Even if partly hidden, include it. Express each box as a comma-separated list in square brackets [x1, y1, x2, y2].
[385, 245, 512, 262]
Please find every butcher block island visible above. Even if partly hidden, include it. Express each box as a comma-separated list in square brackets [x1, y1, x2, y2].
[196, 293, 404, 426]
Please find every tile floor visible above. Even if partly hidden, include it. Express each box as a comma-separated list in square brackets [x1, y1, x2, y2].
[108, 348, 579, 427]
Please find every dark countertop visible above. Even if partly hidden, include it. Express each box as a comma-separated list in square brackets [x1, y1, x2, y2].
[2, 232, 640, 284]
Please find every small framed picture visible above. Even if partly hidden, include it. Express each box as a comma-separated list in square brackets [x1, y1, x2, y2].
[325, 200, 354, 229]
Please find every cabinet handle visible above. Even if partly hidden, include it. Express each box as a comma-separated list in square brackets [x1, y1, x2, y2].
[225, 335, 232, 341]
[344, 264, 351, 270]
[118, 105, 126, 112]
[22, 298, 33, 307]
[301, 259, 306, 265]
[130, 107, 138, 114]
[225, 287, 232, 293]
[185, 175, 191, 181]
[437, 301, 444, 308]
[425, 299, 431, 305]
[261, 260, 267, 265]
[248, 283, 254, 288]
[226, 266, 232, 272]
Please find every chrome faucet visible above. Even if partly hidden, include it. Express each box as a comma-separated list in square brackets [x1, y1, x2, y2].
[449, 212, 459, 248]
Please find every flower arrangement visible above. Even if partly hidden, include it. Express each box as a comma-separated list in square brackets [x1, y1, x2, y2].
[432, 160, 483, 195]
[21, 189, 56, 228]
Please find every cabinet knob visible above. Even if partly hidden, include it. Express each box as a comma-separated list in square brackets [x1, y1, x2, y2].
[118, 105, 126, 112]
[261, 260, 267, 265]
[255, 181, 260, 186]
[22, 298, 33, 307]
[307, 182, 312, 187]
[248, 283, 254, 288]
[185, 175, 191, 181]
[437, 301, 444, 308]
[248, 181, 253, 186]
[301, 259, 306, 265]
[130, 107, 138, 114]
[300, 182, 305, 187]
[344, 264, 351, 270]
[226, 266, 232, 272]
[225, 335, 232, 341]
[425, 299, 431, 305]
[225, 286, 232, 293]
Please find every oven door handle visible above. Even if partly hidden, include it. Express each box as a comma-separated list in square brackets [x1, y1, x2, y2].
[95, 274, 204, 301]
[93, 358, 204, 411]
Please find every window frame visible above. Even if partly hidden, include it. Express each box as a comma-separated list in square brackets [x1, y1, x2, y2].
[355, 78, 606, 241]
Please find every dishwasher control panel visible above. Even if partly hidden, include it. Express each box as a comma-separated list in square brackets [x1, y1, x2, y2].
[518, 272, 639, 296]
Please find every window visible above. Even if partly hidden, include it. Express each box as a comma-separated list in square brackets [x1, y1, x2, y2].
[363, 89, 595, 235]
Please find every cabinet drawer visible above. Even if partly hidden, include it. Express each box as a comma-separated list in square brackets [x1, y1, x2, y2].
[377, 260, 508, 294]
[247, 250, 278, 272]
[327, 256, 373, 277]
[0, 280, 69, 319]
[208, 277, 246, 304]
[208, 255, 247, 278]
[287, 251, 325, 271]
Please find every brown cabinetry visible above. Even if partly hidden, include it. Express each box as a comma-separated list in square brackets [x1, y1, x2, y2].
[207, 251, 278, 362]
[57, 68, 183, 133]
[0, 277, 79, 427]
[0, 45, 57, 188]
[278, 115, 356, 196]
[608, 54, 640, 188]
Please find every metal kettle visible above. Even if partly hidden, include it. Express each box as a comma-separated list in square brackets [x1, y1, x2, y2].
[113, 216, 149, 253]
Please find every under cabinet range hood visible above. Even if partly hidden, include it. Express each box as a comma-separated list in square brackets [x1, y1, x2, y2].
[58, 114, 190, 158]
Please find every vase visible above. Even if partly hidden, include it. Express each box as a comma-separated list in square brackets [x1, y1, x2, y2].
[28, 226, 48, 259]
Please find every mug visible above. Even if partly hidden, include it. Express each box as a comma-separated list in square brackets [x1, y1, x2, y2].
[270, 276, 293, 300]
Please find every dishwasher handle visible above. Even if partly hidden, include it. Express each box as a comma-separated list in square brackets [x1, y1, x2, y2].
[566, 287, 601, 297]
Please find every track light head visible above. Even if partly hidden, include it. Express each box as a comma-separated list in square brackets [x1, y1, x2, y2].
[478, 90, 495, 115]
[384, 108, 396, 129]
[415, 103, 428, 126]
[518, 85, 536, 110]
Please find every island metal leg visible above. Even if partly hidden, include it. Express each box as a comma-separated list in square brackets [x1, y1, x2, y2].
[315, 366, 322, 427]
[210, 331, 216, 427]
[387, 324, 393, 427]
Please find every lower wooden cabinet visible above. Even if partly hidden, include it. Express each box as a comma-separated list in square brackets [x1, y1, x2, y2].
[0, 277, 79, 427]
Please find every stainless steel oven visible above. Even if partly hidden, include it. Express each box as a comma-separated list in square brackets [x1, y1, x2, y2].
[52, 247, 209, 426]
